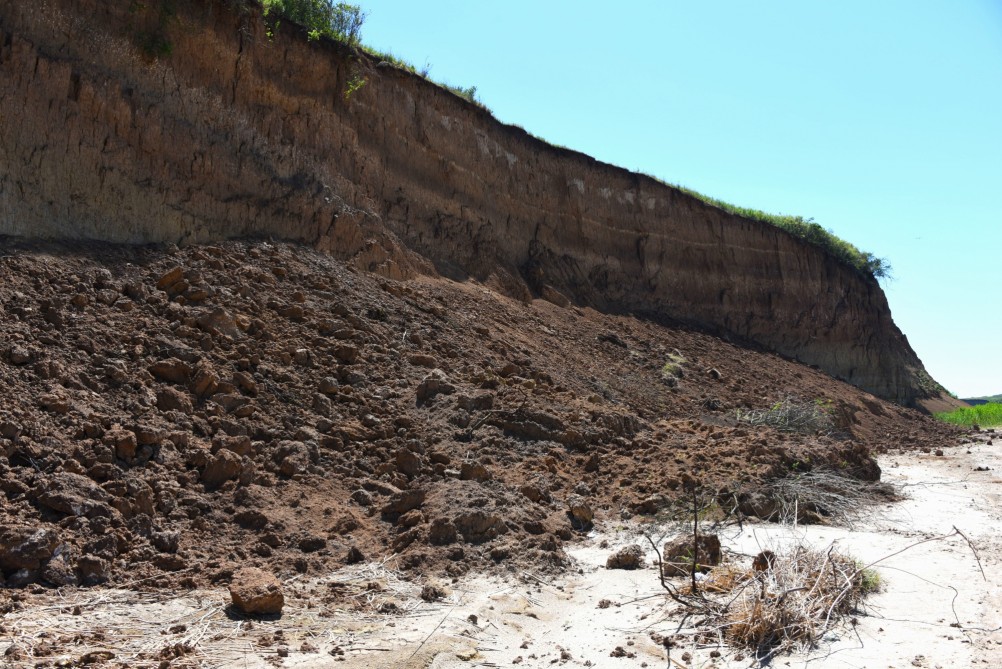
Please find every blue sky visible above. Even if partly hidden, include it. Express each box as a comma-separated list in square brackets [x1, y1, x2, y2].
[360, 1, 1002, 398]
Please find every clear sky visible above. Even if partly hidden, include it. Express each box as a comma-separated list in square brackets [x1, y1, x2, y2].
[360, 1, 1002, 399]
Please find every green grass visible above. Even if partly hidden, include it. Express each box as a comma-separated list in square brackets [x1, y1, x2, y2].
[439, 83, 484, 107]
[857, 565, 883, 595]
[361, 46, 488, 109]
[361, 45, 418, 73]
[639, 175, 891, 280]
[936, 402, 1002, 427]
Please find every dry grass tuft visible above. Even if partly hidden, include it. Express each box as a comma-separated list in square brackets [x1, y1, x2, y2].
[735, 397, 837, 435]
[761, 469, 899, 527]
[652, 528, 979, 663]
[719, 546, 875, 654]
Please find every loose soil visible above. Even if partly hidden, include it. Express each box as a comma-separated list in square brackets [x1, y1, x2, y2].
[2, 434, 997, 668]
[0, 237, 971, 667]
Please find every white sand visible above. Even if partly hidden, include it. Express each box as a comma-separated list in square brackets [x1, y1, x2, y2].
[3, 431, 1001, 668]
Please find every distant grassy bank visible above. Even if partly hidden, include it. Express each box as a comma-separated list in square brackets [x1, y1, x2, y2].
[936, 403, 1002, 428]
[962, 394, 1002, 405]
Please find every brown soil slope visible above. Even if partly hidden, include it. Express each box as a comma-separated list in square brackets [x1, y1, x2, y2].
[0, 0, 943, 406]
[0, 239, 957, 590]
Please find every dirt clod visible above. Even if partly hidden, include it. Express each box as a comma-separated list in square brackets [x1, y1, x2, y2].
[606, 544, 646, 570]
[229, 567, 284, 615]
[662, 534, 722, 576]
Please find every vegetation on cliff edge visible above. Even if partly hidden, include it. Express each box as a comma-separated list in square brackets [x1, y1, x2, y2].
[257, 1, 485, 107]
[688, 192, 891, 280]
[650, 178, 891, 280]
[252, 0, 887, 280]
[359, 45, 486, 108]
[261, 0, 365, 45]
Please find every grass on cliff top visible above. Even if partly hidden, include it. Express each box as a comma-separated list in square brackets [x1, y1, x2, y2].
[935, 402, 1002, 427]
[256, 2, 488, 108]
[360, 46, 487, 109]
[640, 176, 891, 280]
[688, 192, 891, 280]
[253, 1, 887, 280]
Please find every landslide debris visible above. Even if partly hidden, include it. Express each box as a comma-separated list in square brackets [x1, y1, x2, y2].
[0, 238, 957, 591]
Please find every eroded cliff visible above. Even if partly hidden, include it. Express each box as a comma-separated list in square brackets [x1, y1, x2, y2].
[0, 0, 940, 405]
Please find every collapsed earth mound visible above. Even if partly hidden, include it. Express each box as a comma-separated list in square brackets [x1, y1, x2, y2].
[0, 239, 956, 590]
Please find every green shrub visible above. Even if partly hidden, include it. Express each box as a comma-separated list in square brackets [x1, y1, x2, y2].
[443, 83, 478, 103]
[262, 0, 366, 45]
[343, 70, 366, 99]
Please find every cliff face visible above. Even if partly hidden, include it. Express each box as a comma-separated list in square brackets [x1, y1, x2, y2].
[0, 0, 938, 405]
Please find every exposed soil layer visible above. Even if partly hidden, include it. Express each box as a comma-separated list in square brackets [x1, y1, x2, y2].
[0, 0, 945, 405]
[0, 239, 959, 593]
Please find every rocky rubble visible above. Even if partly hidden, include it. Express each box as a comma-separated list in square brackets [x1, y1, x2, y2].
[0, 238, 958, 592]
